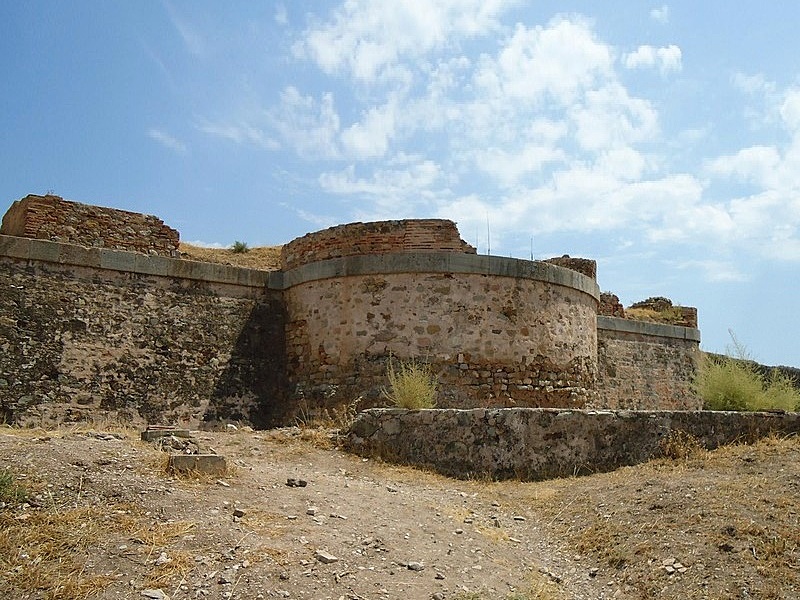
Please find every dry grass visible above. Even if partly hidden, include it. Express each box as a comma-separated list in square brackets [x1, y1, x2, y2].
[0, 505, 132, 599]
[382, 356, 438, 409]
[179, 242, 282, 271]
[625, 306, 687, 325]
[520, 434, 800, 599]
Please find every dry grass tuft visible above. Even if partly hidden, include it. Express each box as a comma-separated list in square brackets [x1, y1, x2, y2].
[382, 356, 438, 409]
[659, 429, 707, 460]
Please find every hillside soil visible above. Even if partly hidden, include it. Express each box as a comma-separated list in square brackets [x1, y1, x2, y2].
[1, 425, 799, 600]
[178, 244, 282, 271]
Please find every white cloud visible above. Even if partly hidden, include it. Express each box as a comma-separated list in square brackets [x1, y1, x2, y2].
[164, 2, 205, 57]
[277, 5, 800, 266]
[732, 72, 775, 95]
[706, 146, 781, 185]
[623, 44, 682, 74]
[196, 121, 279, 150]
[570, 83, 659, 151]
[295, 0, 514, 83]
[270, 87, 341, 158]
[183, 240, 227, 249]
[474, 18, 613, 107]
[319, 157, 443, 205]
[147, 128, 187, 153]
[780, 88, 800, 131]
[673, 260, 748, 283]
[650, 5, 670, 24]
[275, 3, 288, 26]
[340, 100, 398, 159]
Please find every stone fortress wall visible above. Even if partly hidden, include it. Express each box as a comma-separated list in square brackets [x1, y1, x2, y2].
[0, 195, 702, 427]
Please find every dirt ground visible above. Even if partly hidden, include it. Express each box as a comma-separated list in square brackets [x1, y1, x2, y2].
[1, 424, 799, 600]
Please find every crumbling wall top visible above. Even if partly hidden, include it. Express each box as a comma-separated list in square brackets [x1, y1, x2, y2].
[544, 255, 597, 280]
[280, 219, 476, 271]
[1, 194, 180, 257]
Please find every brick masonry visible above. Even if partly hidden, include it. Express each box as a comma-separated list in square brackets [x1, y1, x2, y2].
[280, 219, 476, 271]
[1, 194, 180, 257]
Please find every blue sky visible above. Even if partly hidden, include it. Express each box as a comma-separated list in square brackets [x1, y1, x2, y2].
[2, 1, 799, 367]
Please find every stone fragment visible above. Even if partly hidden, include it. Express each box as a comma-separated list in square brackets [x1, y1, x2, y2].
[141, 590, 170, 600]
[232, 508, 245, 518]
[407, 562, 424, 571]
[167, 454, 227, 476]
[141, 427, 191, 442]
[314, 550, 339, 564]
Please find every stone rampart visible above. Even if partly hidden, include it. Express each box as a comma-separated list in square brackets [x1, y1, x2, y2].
[0, 195, 706, 427]
[281, 252, 600, 411]
[1, 194, 180, 257]
[347, 407, 800, 481]
[596, 316, 701, 410]
[280, 219, 476, 271]
[0, 234, 287, 428]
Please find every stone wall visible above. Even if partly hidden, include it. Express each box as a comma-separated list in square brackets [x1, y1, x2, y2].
[281, 252, 599, 412]
[280, 219, 476, 271]
[598, 292, 625, 317]
[1, 195, 180, 257]
[596, 316, 701, 410]
[0, 195, 709, 426]
[544, 256, 597, 280]
[0, 234, 287, 428]
[347, 407, 800, 481]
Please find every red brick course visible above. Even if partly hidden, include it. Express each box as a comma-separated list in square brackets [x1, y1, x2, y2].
[1, 194, 180, 257]
[280, 219, 476, 270]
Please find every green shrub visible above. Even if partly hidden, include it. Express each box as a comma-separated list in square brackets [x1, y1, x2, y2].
[231, 240, 250, 253]
[696, 333, 800, 411]
[696, 353, 764, 411]
[381, 356, 438, 409]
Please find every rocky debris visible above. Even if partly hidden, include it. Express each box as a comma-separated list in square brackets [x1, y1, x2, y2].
[406, 561, 425, 571]
[286, 477, 308, 487]
[142, 426, 202, 454]
[662, 557, 688, 575]
[314, 550, 339, 564]
[141, 589, 170, 600]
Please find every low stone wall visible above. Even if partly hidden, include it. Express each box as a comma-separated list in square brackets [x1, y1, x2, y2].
[1, 195, 180, 257]
[280, 219, 476, 271]
[347, 407, 800, 481]
[596, 316, 702, 410]
[0, 235, 287, 428]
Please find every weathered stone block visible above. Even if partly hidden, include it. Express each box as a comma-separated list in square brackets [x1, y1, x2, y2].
[167, 454, 227, 476]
